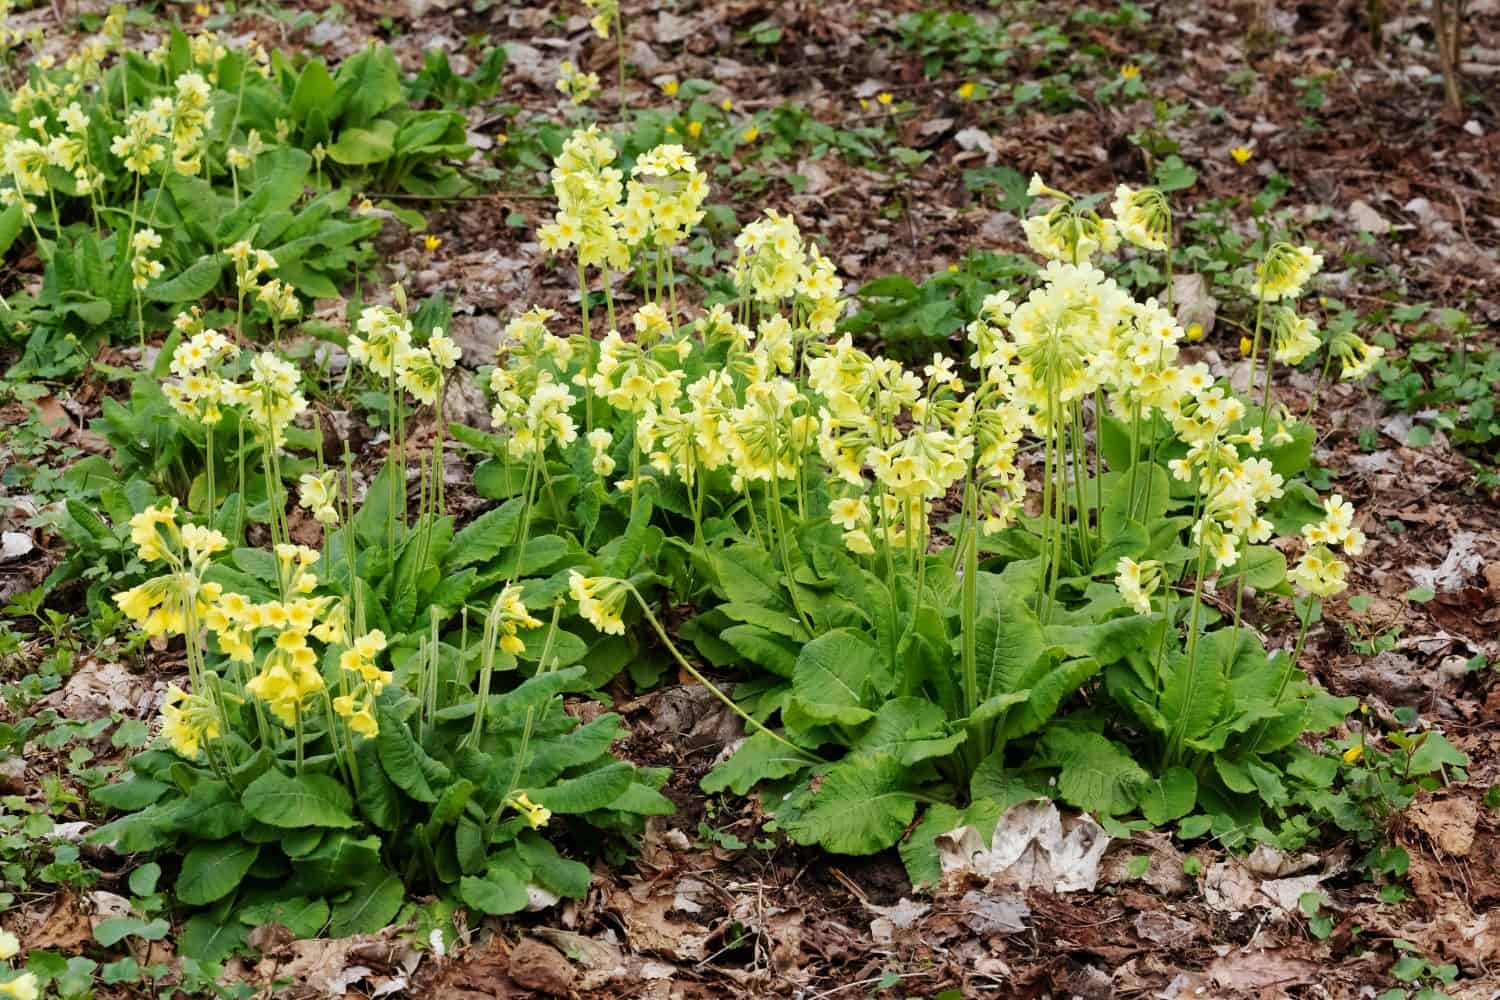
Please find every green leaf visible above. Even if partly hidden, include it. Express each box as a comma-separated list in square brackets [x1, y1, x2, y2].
[352, 738, 402, 831]
[94, 916, 169, 947]
[1222, 546, 1287, 590]
[376, 704, 446, 803]
[327, 120, 398, 165]
[445, 499, 522, 569]
[241, 771, 359, 829]
[531, 762, 633, 814]
[720, 624, 800, 678]
[701, 729, 810, 796]
[460, 867, 529, 916]
[1161, 630, 1234, 750]
[974, 574, 1045, 702]
[289, 834, 384, 896]
[176, 840, 260, 905]
[0, 202, 23, 257]
[1406, 733, 1466, 775]
[334, 44, 405, 127]
[854, 698, 965, 765]
[1140, 767, 1197, 825]
[791, 628, 881, 726]
[516, 831, 592, 899]
[237, 896, 330, 938]
[784, 753, 917, 855]
[899, 800, 1003, 889]
[1037, 729, 1147, 815]
[290, 59, 337, 127]
[181, 907, 247, 963]
[92, 777, 170, 811]
[1003, 657, 1100, 741]
[1154, 155, 1198, 191]
[146, 254, 224, 303]
[328, 874, 404, 937]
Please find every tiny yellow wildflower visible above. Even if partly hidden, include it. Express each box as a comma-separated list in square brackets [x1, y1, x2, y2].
[877, 92, 894, 106]
[195, 1, 210, 14]
[742, 126, 759, 143]
[957, 82, 976, 100]
[1239, 336, 1253, 356]
[1186, 322, 1204, 342]
[661, 79, 679, 97]
[687, 120, 703, 138]
[423, 234, 442, 253]
[1230, 145, 1254, 165]
[1120, 63, 1141, 80]
[720, 97, 733, 112]
[1342, 744, 1364, 764]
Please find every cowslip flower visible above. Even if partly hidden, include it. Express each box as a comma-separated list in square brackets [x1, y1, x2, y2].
[1115, 558, 1163, 614]
[557, 60, 601, 105]
[0, 972, 39, 1000]
[1111, 185, 1171, 252]
[1023, 175, 1120, 263]
[1249, 242, 1322, 302]
[569, 572, 628, 635]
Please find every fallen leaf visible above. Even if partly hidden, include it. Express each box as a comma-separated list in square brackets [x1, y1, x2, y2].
[508, 937, 575, 997]
[959, 889, 1030, 935]
[529, 929, 627, 991]
[1408, 795, 1479, 857]
[1208, 950, 1319, 994]
[938, 800, 1110, 893]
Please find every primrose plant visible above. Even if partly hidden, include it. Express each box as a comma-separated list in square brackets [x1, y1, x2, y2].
[481, 124, 1386, 878]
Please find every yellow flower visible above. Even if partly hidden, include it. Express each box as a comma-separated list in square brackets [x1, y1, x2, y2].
[569, 572, 628, 635]
[348, 708, 378, 738]
[1185, 322, 1204, 342]
[1239, 336, 1253, 356]
[741, 126, 759, 143]
[877, 92, 894, 106]
[195, 2, 210, 16]
[1342, 743, 1364, 764]
[660, 79, 679, 97]
[509, 792, 551, 829]
[720, 97, 733, 111]
[423, 234, 442, 253]
[0, 972, 39, 1000]
[687, 120, 703, 138]
[1230, 145, 1253, 165]
[1120, 63, 1141, 80]
[957, 82, 976, 100]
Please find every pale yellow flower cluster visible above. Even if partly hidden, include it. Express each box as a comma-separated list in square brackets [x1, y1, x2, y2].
[112, 500, 226, 637]
[349, 304, 461, 405]
[298, 470, 342, 526]
[619, 144, 708, 248]
[130, 227, 165, 291]
[1250, 242, 1323, 303]
[1111, 185, 1171, 252]
[1290, 494, 1364, 598]
[569, 572, 628, 635]
[164, 318, 238, 425]
[1115, 557, 1164, 614]
[583, 0, 619, 39]
[1024, 174, 1120, 262]
[489, 308, 582, 459]
[556, 60, 601, 105]
[540, 126, 629, 271]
